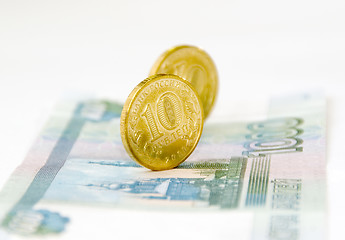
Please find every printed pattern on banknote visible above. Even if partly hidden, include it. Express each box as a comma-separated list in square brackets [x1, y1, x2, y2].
[0, 93, 326, 239]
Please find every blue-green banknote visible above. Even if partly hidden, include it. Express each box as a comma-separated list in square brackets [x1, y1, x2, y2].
[0, 93, 326, 239]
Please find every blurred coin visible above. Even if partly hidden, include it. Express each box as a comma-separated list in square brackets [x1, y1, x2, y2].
[150, 45, 218, 119]
[120, 74, 203, 170]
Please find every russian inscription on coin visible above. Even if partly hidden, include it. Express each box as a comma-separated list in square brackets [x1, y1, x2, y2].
[150, 45, 218, 119]
[120, 74, 204, 170]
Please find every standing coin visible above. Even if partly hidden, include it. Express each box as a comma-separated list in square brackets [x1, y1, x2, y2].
[150, 45, 218, 119]
[120, 74, 203, 170]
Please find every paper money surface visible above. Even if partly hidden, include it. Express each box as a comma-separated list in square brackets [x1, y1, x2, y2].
[0, 93, 326, 239]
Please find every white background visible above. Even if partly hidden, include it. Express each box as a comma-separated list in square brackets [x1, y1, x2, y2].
[0, 0, 344, 239]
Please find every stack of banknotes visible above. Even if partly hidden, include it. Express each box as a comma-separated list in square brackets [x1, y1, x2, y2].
[0, 92, 326, 239]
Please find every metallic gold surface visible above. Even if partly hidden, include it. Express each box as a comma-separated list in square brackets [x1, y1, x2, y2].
[150, 45, 218, 119]
[120, 74, 204, 170]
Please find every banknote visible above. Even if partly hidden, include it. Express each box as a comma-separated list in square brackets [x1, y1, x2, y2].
[0, 93, 326, 239]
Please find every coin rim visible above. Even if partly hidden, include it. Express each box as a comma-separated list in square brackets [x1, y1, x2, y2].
[149, 45, 218, 119]
[120, 73, 204, 171]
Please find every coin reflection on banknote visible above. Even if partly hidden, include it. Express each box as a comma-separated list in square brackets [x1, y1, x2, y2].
[120, 74, 204, 170]
[150, 45, 218, 119]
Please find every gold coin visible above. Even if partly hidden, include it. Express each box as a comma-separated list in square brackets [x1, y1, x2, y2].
[150, 45, 218, 119]
[120, 74, 204, 170]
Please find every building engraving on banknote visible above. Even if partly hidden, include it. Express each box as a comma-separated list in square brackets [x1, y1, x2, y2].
[85, 157, 247, 209]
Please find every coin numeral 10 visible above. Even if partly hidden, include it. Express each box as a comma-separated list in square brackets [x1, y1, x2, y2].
[142, 104, 163, 142]
[142, 93, 182, 142]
